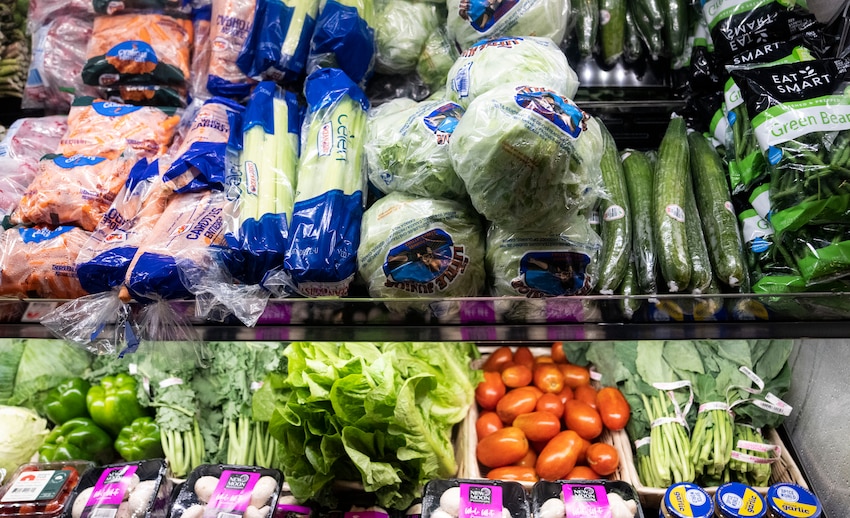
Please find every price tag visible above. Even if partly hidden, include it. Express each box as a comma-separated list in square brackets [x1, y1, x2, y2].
[21, 301, 59, 322]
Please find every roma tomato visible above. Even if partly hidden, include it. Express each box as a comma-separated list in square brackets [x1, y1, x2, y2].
[514, 448, 538, 468]
[557, 385, 574, 405]
[535, 393, 564, 418]
[586, 442, 619, 476]
[574, 384, 598, 410]
[502, 364, 533, 388]
[551, 342, 567, 363]
[476, 371, 506, 410]
[513, 411, 561, 442]
[559, 363, 591, 389]
[597, 387, 631, 431]
[564, 400, 603, 440]
[476, 426, 529, 468]
[575, 437, 591, 465]
[483, 347, 513, 372]
[496, 386, 541, 424]
[476, 411, 503, 439]
[533, 364, 564, 393]
[535, 430, 583, 481]
[534, 355, 554, 364]
[486, 466, 539, 483]
[513, 347, 535, 370]
[565, 465, 602, 480]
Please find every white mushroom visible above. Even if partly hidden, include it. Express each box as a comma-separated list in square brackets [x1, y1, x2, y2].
[115, 501, 133, 518]
[538, 498, 566, 518]
[501, 508, 512, 518]
[128, 480, 157, 517]
[278, 495, 300, 506]
[439, 487, 461, 517]
[250, 476, 279, 508]
[430, 508, 453, 518]
[124, 474, 141, 499]
[72, 487, 94, 518]
[181, 504, 206, 518]
[606, 492, 636, 518]
[194, 476, 219, 504]
[244, 504, 268, 518]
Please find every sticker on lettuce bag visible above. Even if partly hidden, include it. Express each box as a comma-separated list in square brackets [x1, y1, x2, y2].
[515, 251, 591, 296]
[515, 87, 588, 138]
[382, 229, 469, 292]
[422, 103, 463, 146]
[462, 0, 520, 32]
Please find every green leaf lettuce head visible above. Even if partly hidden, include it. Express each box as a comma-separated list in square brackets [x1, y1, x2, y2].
[267, 342, 481, 509]
[365, 98, 467, 200]
[446, 0, 570, 52]
[0, 405, 49, 475]
[450, 84, 604, 232]
[358, 192, 485, 309]
[374, 0, 439, 74]
[446, 36, 579, 109]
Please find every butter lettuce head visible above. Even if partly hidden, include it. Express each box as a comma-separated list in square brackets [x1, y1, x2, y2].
[365, 98, 467, 199]
[449, 83, 603, 232]
[446, 36, 579, 108]
[374, 0, 439, 74]
[446, 0, 570, 52]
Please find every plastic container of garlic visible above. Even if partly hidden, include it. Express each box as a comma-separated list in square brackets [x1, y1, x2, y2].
[63, 459, 173, 518]
[421, 479, 530, 518]
[531, 480, 644, 518]
[167, 464, 283, 518]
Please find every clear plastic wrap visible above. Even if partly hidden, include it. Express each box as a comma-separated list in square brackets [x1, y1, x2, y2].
[364, 97, 467, 200]
[0, 115, 68, 161]
[445, 0, 570, 52]
[58, 98, 181, 160]
[416, 25, 459, 91]
[40, 292, 136, 354]
[207, 0, 258, 98]
[64, 460, 173, 518]
[100, 85, 189, 108]
[0, 461, 93, 518]
[10, 154, 136, 231]
[445, 36, 579, 109]
[306, 0, 375, 86]
[168, 464, 282, 518]
[189, 5, 212, 102]
[357, 191, 486, 309]
[485, 218, 601, 297]
[449, 84, 603, 233]
[91, 0, 191, 15]
[81, 13, 194, 87]
[0, 226, 90, 299]
[374, 0, 438, 75]
[26, 0, 92, 35]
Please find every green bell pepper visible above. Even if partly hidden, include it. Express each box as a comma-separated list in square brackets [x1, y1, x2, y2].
[38, 417, 115, 464]
[87, 373, 149, 436]
[115, 417, 164, 461]
[44, 377, 91, 425]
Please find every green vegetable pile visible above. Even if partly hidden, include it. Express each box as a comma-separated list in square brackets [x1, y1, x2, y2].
[0, 0, 27, 99]
[264, 341, 482, 509]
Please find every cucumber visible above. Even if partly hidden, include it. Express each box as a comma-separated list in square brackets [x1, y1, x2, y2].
[575, 0, 599, 59]
[684, 165, 713, 294]
[622, 148, 656, 294]
[689, 131, 746, 288]
[630, 0, 664, 59]
[662, 0, 689, 58]
[618, 255, 642, 320]
[596, 122, 631, 294]
[653, 116, 690, 292]
[599, 0, 626, 66]
[623, 8, 645, 64]
[633, 0, 663, 30]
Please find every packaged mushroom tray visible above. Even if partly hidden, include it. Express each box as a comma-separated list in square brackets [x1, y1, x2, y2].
[168, 464, 282, 518]
[461, 345, 631, 488]
[62, 459, 173, 518]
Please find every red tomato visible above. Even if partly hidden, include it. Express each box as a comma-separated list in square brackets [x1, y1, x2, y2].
[597, 387, 631, 431]
[586, 442, 620, 476]
[483, 347, 513, 372]
[476, 371, 506, 410]
[487, 466, 539, 482]
[513, 348, 535, 370]
[574, 384, 598, 410]
[564, 400, 603, 440]
[476, 426, 529, 468]
[513, 411, 562, 442]
[530, 439, 550, 453]
[476, 411, 504, 439]
[535, 393, 565, 419]
[533, 363, 565, 393]
[44, 501, 63, 514]
[551, 342, 567, 363]
[559, 364, 591, 389]
[496, 386, 542, 424]
[534, 355, 554, 364]
[502, 364, 533, 388]
[575, 437, 591, 465]
[565, 465, 602, 480]
[514, 448, 538, 468]
[535, 430, 583, 481]
[556, 385, 574, 405]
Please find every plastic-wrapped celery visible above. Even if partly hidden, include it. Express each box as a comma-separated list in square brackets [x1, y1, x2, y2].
[284, 68, 369, 296]
[306, 0, 375, 85]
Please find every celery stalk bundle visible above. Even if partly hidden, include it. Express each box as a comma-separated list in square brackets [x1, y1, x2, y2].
[227, 80, 301, 285]
[284, 68, 369, 296]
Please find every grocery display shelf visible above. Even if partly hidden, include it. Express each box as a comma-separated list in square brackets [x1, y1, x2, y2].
[3, 292, 850, 342]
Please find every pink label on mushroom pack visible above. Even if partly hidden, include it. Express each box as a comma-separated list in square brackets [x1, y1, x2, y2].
[460, 483, 503, 518]
[561, 484, 611, 518]
[82, 465, 139, 518]
[206, 471, 261, 516]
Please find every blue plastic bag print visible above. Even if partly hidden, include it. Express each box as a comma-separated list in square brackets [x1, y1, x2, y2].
[306, 0, 375, 85]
